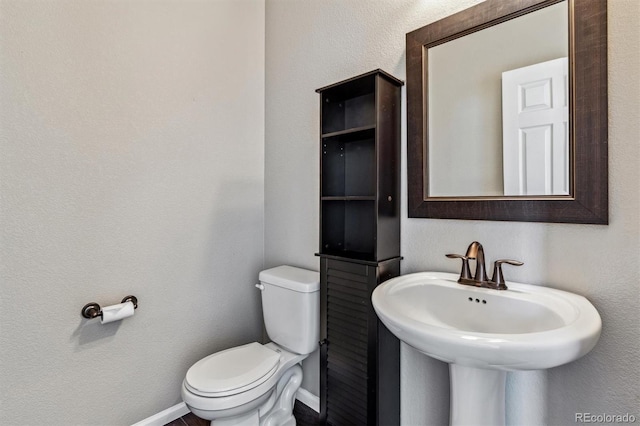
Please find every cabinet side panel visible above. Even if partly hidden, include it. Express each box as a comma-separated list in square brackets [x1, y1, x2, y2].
[319, 96, 325, 255]
[319, 257, 328, 423]
[376, 77, 401, 260]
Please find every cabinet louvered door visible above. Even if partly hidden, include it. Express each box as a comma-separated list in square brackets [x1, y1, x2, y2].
[325, 260, 372, 425]
[320, 257, 400, 426]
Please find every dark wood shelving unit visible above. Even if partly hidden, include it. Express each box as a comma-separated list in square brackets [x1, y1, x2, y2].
[316, 69, 403, 426]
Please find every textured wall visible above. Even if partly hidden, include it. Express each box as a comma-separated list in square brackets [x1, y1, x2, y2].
[0, 1, 265, 424]
[265, 0, 640, 424]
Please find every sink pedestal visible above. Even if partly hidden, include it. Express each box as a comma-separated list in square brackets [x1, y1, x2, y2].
[372, 272, 602, 425]
[449, 364, 506, 426]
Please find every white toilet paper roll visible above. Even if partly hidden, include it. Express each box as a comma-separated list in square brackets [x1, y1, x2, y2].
[100, 301, 135, 324]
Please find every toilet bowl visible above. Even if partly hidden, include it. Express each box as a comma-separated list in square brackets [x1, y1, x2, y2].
[181, 266, 320, 426]
[181, 342, 306, 426]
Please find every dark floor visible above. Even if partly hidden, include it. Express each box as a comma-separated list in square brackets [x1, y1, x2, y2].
[165, 411, 209, 426]
[293, 400, 322, 426]
[166, 400, 321, 426]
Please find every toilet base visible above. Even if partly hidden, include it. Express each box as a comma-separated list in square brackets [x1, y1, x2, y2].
[259, 364, 301, 426]
[259, 408, 295, 426]
[211, 410, 259, 426]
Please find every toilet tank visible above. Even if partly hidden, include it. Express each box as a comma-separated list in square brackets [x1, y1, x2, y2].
[258, 266, 320, 355]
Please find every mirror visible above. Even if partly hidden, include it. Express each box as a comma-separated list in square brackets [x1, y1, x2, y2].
[406, 0, 608, 223]
[428, 2, 568, 197]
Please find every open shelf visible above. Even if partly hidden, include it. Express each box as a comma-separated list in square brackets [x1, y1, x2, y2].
[321, 127, 376, 198]
[321, 196, 376, 201]
[321, 124, 376, 139]
[320, 75, 376, 135]
[321, 200, 376, 260]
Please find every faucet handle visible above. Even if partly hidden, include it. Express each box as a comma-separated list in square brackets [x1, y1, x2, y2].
[491, 259, 524, 289]
[446, 253, 472, 281]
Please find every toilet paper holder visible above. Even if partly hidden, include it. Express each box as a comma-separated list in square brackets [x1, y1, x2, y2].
[81, 295, 138, 319]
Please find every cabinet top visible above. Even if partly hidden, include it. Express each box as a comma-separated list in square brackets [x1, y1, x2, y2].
[315, 69, 404, 93]
[316, 252, 402, 266]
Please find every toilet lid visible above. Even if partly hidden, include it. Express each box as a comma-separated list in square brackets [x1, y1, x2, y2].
[185, 342, 280, 395]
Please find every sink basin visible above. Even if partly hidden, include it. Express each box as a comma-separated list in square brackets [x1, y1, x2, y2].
[372, 271, 601, 425]
[372, 271, 601, 370]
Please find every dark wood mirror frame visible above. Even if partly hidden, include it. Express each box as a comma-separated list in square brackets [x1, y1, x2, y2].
[406, 0, 607, 224]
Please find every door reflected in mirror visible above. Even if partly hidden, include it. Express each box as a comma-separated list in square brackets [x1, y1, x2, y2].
[427, 1, 568, 197]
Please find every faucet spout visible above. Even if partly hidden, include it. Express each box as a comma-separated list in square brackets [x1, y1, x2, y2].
[446, 241, 522, 290]
[465, 241, 488, 283]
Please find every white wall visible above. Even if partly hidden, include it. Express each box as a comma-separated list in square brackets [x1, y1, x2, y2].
[265, 0, 640, 424]
[0, 1, 265, 424]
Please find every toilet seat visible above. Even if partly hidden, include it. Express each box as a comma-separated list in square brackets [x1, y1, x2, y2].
[184, 342, 280, 397]
[182, 342, 306, 413]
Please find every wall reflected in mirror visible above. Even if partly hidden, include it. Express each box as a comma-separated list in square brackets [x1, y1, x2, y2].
[427, 1, 568, 197]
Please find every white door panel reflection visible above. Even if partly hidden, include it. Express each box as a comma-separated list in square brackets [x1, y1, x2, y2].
[502, 57, 569, 196]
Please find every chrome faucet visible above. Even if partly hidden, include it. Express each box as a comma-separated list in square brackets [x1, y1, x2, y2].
[446, 241, 523, 290]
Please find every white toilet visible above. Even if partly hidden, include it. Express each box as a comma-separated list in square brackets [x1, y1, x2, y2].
[181, 265, 320, 426]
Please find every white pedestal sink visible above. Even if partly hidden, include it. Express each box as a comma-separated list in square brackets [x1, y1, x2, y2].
[372, 272, 601, 426]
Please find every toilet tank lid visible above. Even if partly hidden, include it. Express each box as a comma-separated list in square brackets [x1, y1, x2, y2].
[259, 265, 320, 293]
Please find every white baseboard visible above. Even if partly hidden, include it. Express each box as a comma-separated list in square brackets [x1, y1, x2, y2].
[131, 402, 189, 426]
[295, 388, 320, 413]
[133, 389, 319, 426]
